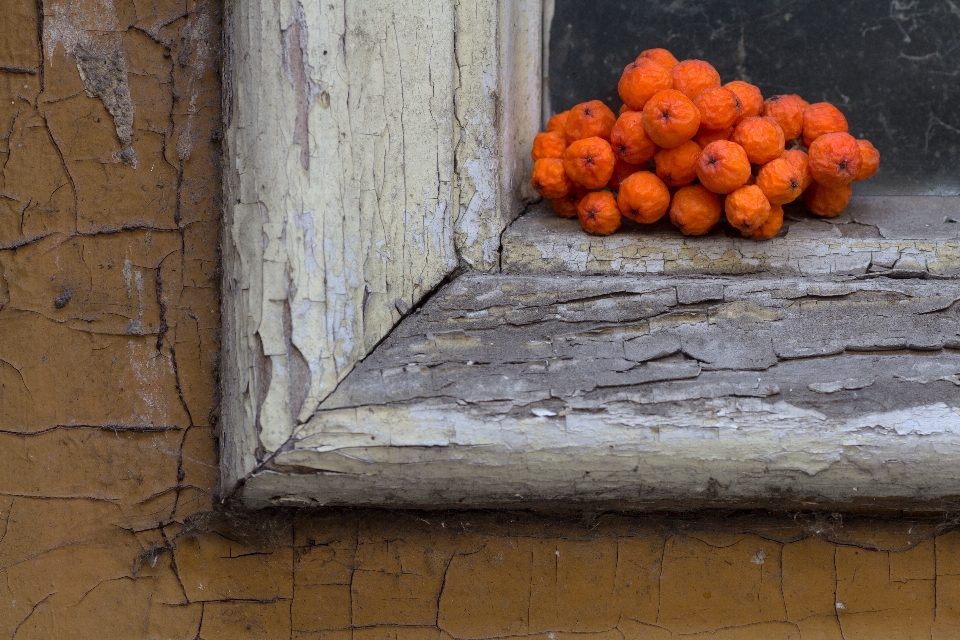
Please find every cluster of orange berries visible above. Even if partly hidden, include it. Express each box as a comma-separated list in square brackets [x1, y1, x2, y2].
[530, 48, 880, 238]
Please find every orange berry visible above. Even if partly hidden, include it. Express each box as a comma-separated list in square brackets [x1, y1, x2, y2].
[743, 203, 784, 240]
[551, 185, 589, 219]
[531, 131, 566, 160]
[854, 139, 880, 181]
[696, 140, 751, 194]
[637, 48, 679, 70]
[531, 158, 573, 199]
[565, 100, 617, 144]
[617, 171, 671, 224]
[731, 116, 785, 165]
[654, 140, 701, 187]
[670, 59, 721, 100]
[724, 80, 763, 123]
[782, 149, 813, 190]
[725, 184, 772, 234]
[802, 102, 848, 147]
[808, 132, 861, 188]
[694, 86, 741, 131]
[563, 137, 617, 189]
[761, 94, 805, 141]
[669, 184, 722, 235]
[619, 104, 633, 116]
[756, 157, 802, 205]
[694, 125, 733, 147]
[803, 182, 852, 218]
[607, 157, 642, 191]
[641, 89, 701, 148]
[618, 58, 674, 111]
[578, 190, 622, 235]
[790, 94, 810, 111]
[610, 111, 658, 164]
[546, 110, 569, 134]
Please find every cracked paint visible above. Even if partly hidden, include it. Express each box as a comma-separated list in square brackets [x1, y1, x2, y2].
[4, 1, 960, 638]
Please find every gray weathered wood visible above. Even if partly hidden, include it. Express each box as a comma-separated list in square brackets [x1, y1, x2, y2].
[503, 197, 960, 277]
[238, 273, 960, 509]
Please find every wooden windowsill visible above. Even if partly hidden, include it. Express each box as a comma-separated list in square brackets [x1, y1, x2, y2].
[503, 196, 960, 278]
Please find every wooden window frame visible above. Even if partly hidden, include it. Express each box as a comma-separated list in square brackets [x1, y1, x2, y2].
[220, 0, 960, 510]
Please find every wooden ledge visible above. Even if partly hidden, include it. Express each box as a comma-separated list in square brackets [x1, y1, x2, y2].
[502, 196, 960, 277]
[239, 273, 960, 510]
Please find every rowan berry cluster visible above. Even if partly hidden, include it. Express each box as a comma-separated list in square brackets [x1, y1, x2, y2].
[530, 48, 880, 238]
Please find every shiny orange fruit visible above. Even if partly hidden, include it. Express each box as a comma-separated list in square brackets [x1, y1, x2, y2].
[694, 85, 741, 131]
[669, 184, 722, 235]
[637, 48, 679, 70]
[617, 170, 671, 224]
[618, 58, 674, 111]
[546, 110, 570, 134]
[802, 102, 848, 147]
[808, 132, 862, 188]
[761, 94, 805, 141]
[743, 203, 784, 240]
[695, 140, 751, 194]
[607, 157, 642, 191]
[803, 182, 852, 218]
[756, 157, 802, 205]
[694, 126, 733, 147]
[565, 100, 617, 144]
[731, 116, 785, 165]
[724, 80, 763, 124]
[641, 89, 701, 148]
[578, 190, 622, 235]
[670, 59, 721, 100]
[531, 158, 573, 199]
[725, 184, 772, 234]
[531, 131, 566, 160]
[854, 139, 880, 181]
[781, 149, 813, 191]
[563, 137, 617, 189]
[610, 110, 658, 165]
[654, 140, 701, 187]
[551, 185, 589, 219]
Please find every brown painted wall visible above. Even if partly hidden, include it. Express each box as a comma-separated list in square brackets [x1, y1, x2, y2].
[2, 1, 959, 637]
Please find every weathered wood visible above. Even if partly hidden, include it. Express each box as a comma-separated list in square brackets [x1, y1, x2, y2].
[221, 0, 461, 490]
[453, 0, 542, 271]
[239, 273, 960, 509]
[503, 198, 960, 277]
[220, 0, 542, 493]
[222, 0, 960, 510]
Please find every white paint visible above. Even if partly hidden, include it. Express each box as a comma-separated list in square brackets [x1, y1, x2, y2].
[223, 0, 536, 492]
[453, 0, 542, 271]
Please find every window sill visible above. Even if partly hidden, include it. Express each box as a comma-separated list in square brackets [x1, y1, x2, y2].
[240, 270, 960, 511]
[503, 196, 960, 278]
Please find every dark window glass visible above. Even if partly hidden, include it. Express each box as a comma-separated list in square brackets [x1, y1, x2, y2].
[549, 0, 960, 195]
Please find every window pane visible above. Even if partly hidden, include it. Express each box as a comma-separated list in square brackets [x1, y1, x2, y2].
[549, 0, 960, 195]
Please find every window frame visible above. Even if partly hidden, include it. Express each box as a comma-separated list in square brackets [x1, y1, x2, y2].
[220, 0, 960, 510]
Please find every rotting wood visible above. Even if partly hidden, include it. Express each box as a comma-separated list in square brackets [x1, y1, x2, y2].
[238, 273, 960, 509]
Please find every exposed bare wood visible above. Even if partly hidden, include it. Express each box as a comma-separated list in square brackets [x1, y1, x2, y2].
[503, 198, 960, 277]
[239, 273, 960, 509]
